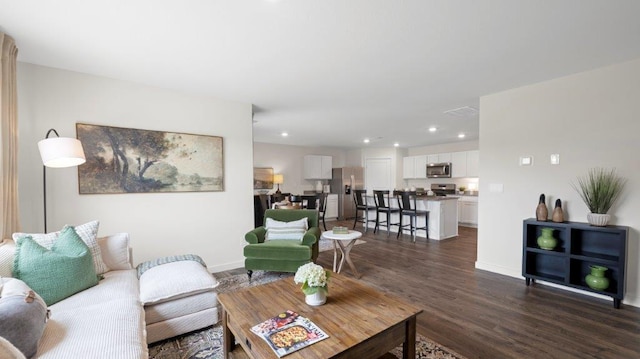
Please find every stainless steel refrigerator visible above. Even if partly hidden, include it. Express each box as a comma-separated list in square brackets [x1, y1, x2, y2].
[331, 167, 364, 220]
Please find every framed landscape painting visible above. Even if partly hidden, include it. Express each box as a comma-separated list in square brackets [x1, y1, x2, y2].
[76, 123, 224, 194]
[253, 167, 274, 190]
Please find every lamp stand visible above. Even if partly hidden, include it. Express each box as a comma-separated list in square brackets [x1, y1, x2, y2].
[276, 184, 281, 194]
[42, 128, 60, 233]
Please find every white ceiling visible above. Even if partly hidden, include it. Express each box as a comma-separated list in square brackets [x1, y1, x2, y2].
[2, 0, 640, 148]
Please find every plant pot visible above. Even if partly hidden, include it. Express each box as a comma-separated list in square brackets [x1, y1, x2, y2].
[585, 265, 609, 291]
[536, 227, 557, 250]
[305, 289, 326, 306]
[587, 213, 610, 227]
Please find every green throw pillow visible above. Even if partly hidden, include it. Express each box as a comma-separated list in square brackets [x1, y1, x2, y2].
[13, 226, 99, 306]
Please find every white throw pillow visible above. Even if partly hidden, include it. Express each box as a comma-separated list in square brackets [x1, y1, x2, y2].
[12, 220, 108, 275]
[97, 233, 132, 271]
[0, 239, 16, 278]
[139, 261, 219, 305]
[265, 217, 308, 241]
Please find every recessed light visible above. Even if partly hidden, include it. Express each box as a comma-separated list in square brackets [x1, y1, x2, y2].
[281, 132, 288, 137]
[393, 142, 399, 147]
[428, 127, 437, 133]
[458, 133, 465, 138]
[363, 138, 370, 143]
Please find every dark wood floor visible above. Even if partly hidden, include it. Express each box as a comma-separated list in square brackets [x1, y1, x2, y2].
[312, 221, 640, 359]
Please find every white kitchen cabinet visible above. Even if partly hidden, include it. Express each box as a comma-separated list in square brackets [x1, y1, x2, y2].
[451, 151, 467, 178]
[414, 155, 427, 178]
[303, 155, 332, 179]
[325, 194, 338, 220]
[437, 153, 452, 163]
[402, 156, 415, 179]
[427, 152, 452, 164]
[402, 155, 427, 179]
[466, 150, 479, 177]
[458, 196, 478, 226]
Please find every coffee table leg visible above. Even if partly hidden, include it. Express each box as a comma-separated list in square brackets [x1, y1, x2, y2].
[222, 307, 234, 358]
[403, 316, 417, 359]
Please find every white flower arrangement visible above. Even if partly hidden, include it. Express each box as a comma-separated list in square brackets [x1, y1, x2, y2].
[294, 262, 330, 295]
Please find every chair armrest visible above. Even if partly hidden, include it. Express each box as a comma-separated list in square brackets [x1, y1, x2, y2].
[302, 227, 320, 247]
[245, 227, 267, 244]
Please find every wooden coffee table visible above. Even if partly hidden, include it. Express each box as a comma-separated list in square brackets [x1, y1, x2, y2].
[218, 272, 422, 359]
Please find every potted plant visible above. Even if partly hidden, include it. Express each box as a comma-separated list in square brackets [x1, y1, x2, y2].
[458, 186, 466, 195]
[294, 262, 331, 306]
[572, 168, 626, 226]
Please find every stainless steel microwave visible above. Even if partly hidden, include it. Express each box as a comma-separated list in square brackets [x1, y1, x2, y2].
[426, 162, 451, 178]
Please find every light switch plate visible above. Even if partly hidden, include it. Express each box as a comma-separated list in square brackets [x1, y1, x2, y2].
[550, 154, 560, 165]
[519, 156, 533, 166]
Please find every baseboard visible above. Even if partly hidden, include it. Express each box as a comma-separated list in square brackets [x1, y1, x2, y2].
[474, 261, 521, 278]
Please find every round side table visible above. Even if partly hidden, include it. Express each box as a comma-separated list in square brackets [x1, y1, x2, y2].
[320, 230, 362, 278]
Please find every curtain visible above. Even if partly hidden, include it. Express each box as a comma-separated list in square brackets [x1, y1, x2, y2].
[0, 33, 20, 238]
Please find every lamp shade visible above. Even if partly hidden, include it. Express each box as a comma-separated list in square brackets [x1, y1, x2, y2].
[38, 137, 86, 168]
[273, 174, 284, 184]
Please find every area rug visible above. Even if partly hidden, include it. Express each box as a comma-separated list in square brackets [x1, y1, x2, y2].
[148, 271, 466, 359]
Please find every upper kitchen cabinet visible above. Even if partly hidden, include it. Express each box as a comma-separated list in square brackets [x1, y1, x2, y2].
[303, 155, 332, 179]
[444, 150, 479, 178]
[466, 150, 479, 177]
[451, 151, 467, 178]
[403, 155, 427, 179]
[427, 153, 452, 164]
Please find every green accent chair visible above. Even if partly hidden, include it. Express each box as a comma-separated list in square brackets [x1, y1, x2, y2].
[244, 209, 320, 280]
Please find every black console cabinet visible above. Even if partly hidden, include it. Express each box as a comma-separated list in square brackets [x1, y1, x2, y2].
[522, 218, 628, 308]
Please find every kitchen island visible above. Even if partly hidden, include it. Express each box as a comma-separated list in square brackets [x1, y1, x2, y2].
[364, 195, 458, 240]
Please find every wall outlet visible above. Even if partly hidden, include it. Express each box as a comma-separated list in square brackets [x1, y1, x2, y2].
[550, 154, 560, 165]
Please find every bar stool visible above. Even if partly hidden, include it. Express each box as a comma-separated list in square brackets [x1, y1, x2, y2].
[353, 189, 375, 231]
[396, 190, 429, 242]
[373, 190, 401, 236]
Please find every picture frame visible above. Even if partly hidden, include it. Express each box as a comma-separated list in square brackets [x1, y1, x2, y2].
[76, 123, 224, 194]
[253, 167, 274, 190]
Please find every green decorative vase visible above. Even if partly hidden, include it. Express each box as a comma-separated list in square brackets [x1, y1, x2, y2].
[536, 227, 557, 250]
[585, 265, 609, 291]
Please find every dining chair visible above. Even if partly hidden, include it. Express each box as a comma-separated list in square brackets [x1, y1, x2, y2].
[373, 190, 400, 236]
[317, 193, 328, 230]
[353, 189, 375, 232]
[396, 191, 429, 242]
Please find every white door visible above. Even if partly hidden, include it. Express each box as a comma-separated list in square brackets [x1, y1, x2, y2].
[365, 158, 392, 194]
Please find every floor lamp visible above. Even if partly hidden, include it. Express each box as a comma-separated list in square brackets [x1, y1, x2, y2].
[37, 128, 86, 233]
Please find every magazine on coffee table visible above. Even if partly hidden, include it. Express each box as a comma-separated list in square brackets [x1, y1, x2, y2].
[250, 310, 329, 357]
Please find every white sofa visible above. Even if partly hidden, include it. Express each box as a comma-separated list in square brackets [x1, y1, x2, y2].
[0, 232, 219, 359]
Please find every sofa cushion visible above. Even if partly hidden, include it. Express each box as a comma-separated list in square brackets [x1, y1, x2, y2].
[0, 238, 16, 277]
[97, 233, 132, 271]
[139, 261, 219, 305]
[265, 217, 308, 241]
[13, 226, 99, 306]
[0, 278, 48, 359]
[37, 269, 146, 359]
[244, 240, 312, 260]
[13, 220, 108, 275]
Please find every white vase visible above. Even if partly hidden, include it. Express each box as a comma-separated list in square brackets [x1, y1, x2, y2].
[587, 213, 610, 227]
[305, 289, 326, 306]
[315, 181, 323, 193]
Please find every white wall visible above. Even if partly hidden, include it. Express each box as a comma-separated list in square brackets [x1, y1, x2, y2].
[478, 58, 640, 307]
[17, 63, 254, 272]
[252, 142, 346, 195]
